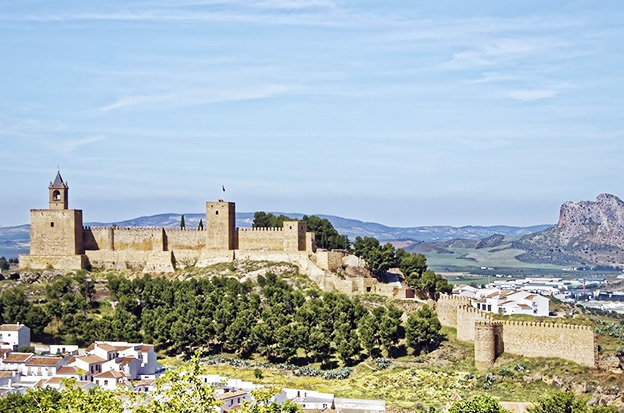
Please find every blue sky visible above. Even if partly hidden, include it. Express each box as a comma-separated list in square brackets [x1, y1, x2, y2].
[1, 0, 623, 227]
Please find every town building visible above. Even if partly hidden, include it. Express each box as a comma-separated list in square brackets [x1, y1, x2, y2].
[0, 324, 30, 351]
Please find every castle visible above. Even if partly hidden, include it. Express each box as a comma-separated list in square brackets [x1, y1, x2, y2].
[19, 172, 318, 273]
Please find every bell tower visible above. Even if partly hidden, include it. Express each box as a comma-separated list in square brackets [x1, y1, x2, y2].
[49, 171, 69, 210]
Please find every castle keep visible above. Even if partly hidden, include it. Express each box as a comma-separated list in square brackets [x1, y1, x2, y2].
[20, 173, 316, 273]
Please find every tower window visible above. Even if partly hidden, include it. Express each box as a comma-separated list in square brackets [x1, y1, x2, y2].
[53, 190, 61, 200]
[215, 211, 219, 215]
[50, 222, 55, 227]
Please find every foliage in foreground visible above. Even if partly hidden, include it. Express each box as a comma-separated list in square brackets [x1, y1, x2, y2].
[527, 391, 618, 413]
[449, 394, 509, 413]
[0, 355, 301, 413]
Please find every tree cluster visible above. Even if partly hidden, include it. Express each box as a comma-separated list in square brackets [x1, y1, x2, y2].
[252, 212, 350, 250]
[352, 236, 451, 299]
[0, 288, 51, 336]
[106, 273, 419, 363]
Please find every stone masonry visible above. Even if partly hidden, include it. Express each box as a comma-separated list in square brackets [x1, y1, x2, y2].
[435, 294, 597, 370]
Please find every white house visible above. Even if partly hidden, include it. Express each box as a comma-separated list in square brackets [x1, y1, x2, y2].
[0, 352, 33, 373]
[89, 342, 161, 378]
[215, 389, 252, 412]
[283, 388, 334, 411]
[472, 289, 550, 317]
[0, 324, 30, 351]
[22, 356, 65, 380]
[92, 370, 129, 390]
[69, 354, 106, 379]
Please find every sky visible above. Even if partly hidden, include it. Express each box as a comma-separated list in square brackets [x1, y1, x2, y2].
[1, 0, 623, 228]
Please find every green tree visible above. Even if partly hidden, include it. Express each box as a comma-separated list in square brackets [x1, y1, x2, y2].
[449, 394, 509, 413]
[352, 237, 398, 276]
[0, 256, 9, 271]
[180, 215, 186, 229]
[253, 212, 292, 228]
[527, 391, 588, 413]
[415, 270, 451, 300]
[135, 352, 219, 413]
[58, 379, 124, 413]
[398, 252, 428, 285]
[0, 386, 61, 412]
[301, 215, 349, 250]
[198, 219, 204, 230]
[406, 305, 443, 353]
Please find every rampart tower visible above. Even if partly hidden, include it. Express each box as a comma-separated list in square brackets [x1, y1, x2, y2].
[205, 200, 236, 250]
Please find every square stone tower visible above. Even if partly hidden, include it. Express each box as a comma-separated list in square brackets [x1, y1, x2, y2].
[20, 172, 86, 270]
[205, 201, 236, 250]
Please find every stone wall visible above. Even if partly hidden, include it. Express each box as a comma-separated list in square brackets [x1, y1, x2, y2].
[456, 305, 490, 342]
[435, 294, 472, 328]
[165, 228, 206, 251]
[112, 228, 164, 252]
[83, 227, 113, 251]
[30, 209, 83, 255]
[315, 250, 344, 271]
[501, 321, 596, 367]
[238, 228, 286, 251]
[19, 254, 87, 271]
[85, 250, 174, 273]
[434, 294, 597, 369]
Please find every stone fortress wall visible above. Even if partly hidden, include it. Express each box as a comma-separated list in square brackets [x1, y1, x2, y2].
[20, 174, 412, 303]
[19, 173, 319, 273]
[436, 295, 597, 370]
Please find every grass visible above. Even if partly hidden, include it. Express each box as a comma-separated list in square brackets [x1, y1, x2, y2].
[426, 243, 565, 270]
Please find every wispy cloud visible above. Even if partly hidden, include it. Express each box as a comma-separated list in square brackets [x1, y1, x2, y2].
[445, 38, 567, 70]
[94, 84, 289, 114]
[57, 136, 107, 155]
[468, 72, 518, 84]
[505, 89, 559, 102]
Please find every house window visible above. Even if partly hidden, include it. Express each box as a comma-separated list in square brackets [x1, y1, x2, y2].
[487, 305, 492, 311]
[51, 222, 55, 227]
[104, 380, 108, 385]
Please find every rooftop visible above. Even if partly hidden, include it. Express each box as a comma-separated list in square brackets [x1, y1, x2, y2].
[26, 357, 63, 367]
[2, 353, 33, 363]
[0, 324, 28, 332]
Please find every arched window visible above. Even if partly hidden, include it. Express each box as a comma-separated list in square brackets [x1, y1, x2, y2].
[53, 190, 61, 200]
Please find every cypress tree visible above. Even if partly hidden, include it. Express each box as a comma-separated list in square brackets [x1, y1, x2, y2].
[180, 215, 186, 229]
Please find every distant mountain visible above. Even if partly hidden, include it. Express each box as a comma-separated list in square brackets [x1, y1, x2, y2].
[513, 194, 624, 267]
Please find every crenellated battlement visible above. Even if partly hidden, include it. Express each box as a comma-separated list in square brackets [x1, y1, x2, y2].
[502, 320, 593, 330]
[476, 320, 503, 327]
[239, 227, 283, 232]
[439, 293, 471, 303]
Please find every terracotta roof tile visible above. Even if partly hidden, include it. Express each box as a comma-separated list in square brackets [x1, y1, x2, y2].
[2, 353, 33, 363]
[75, 355, 106, 364]
[217, 390, 248, 400]
[26, 357, 62, 367]
[0, 324, 27, 331]
[94, 370, 127, 379]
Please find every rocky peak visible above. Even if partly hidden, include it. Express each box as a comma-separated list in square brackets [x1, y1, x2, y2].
[515, 194, 624, 266]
